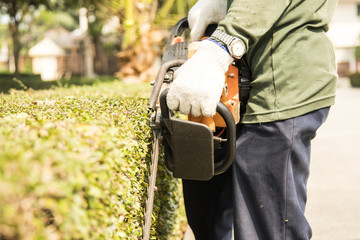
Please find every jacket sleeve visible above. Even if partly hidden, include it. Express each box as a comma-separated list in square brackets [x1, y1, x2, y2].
[218, 0, 292, 50]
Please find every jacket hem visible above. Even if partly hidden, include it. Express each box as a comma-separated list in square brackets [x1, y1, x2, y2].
[241, 96, 335, 124]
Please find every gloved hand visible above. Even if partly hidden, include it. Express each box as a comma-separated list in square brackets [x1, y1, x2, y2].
[167, 40, 233, 117]
[188, 0, 227, 41]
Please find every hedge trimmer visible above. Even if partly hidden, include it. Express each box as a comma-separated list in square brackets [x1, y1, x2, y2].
[143, 18, 251, 240]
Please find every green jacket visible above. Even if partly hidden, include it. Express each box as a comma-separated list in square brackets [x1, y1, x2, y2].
[218, 0, 338, 123]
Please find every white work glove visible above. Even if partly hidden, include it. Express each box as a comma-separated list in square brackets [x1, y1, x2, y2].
[188, 0, 227, 41]
[167, 40, 233, 117]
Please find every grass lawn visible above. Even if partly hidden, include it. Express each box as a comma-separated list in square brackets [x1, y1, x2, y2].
[0, 80, 185, 239]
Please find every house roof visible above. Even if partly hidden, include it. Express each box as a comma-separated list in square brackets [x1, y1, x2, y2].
[29, 38, 66, 57]
[44, 27, 74, 49]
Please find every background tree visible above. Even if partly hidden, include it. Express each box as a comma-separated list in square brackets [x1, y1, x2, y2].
[0, 0, 197, 78]
[355, 46, 360, 72]
[94, 0, 196, 81]
[0, 0, 53, 75]
[156, 0, 197, 25]
[51, 0, 118, 78]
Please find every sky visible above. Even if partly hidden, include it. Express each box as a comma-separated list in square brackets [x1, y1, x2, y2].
[0, 14, 9, 25]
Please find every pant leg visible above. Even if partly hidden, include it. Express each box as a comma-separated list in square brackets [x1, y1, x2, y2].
[183, 162, 233, 240]
[233, 108, 329, 240]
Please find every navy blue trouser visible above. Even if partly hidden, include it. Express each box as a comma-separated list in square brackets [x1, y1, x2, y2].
[182, 107, 329, 240]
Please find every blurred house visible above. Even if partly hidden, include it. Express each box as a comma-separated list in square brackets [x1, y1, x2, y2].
[28, 27, 86, 80]
[328, 0, 360, 77]
[28, 38, 66, 81]
[41, 26, 89, 78]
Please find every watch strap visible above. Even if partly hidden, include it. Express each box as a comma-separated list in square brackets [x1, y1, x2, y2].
[205, 38, 231, 55]
[212, 30, 235, 46]
[211, 30, 246, 59]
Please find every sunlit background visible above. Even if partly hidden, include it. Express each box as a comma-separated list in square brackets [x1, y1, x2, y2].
[0, 0, 359, 239]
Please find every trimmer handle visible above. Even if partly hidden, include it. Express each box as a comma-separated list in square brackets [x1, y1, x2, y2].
[167, 17, 189, 45]
[213, 101, 236, 175]
[167, 17, 217, 44]
[160, 89, 236, 176]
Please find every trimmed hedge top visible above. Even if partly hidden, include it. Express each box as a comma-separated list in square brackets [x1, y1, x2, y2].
[0, 81, 185, 239]
[0, 73, 118, 93]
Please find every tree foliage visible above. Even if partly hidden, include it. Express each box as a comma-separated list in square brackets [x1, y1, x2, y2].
[1, 0, 197, 78]
[0, 0, 54, 75]
[355, 46, 360, 62]
[92, 0, 196, 80]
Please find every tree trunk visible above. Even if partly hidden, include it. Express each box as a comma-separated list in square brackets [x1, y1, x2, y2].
[84, 34, 95, 78]
[9, 19, 20, 76]
[122, 0, 135, 50]
[93, 35, 107, 75]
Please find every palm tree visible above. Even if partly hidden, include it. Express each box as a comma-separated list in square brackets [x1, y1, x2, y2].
[97, 0, 196, 81]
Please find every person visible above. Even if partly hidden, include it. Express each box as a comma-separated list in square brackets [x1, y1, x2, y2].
[166, 0, 338, 239]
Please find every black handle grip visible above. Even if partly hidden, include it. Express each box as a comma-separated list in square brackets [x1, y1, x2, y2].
[160, 88, 171, 120]
[159, 89, 236, 175]
[168, 17, 189, 45]
[214, 102, 236, 175]
[166, 17, 217, 46]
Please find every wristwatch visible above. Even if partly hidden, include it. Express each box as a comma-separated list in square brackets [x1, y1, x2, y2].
[211, 30, 246, 59]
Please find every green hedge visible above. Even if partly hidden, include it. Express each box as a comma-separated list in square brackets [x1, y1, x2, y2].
[0, 81, 185, 239]
[0, 73, 117, 93]
[348, 73, 360, 88]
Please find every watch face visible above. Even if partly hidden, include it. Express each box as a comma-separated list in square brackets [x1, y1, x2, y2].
[230, 40, 245, 58]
